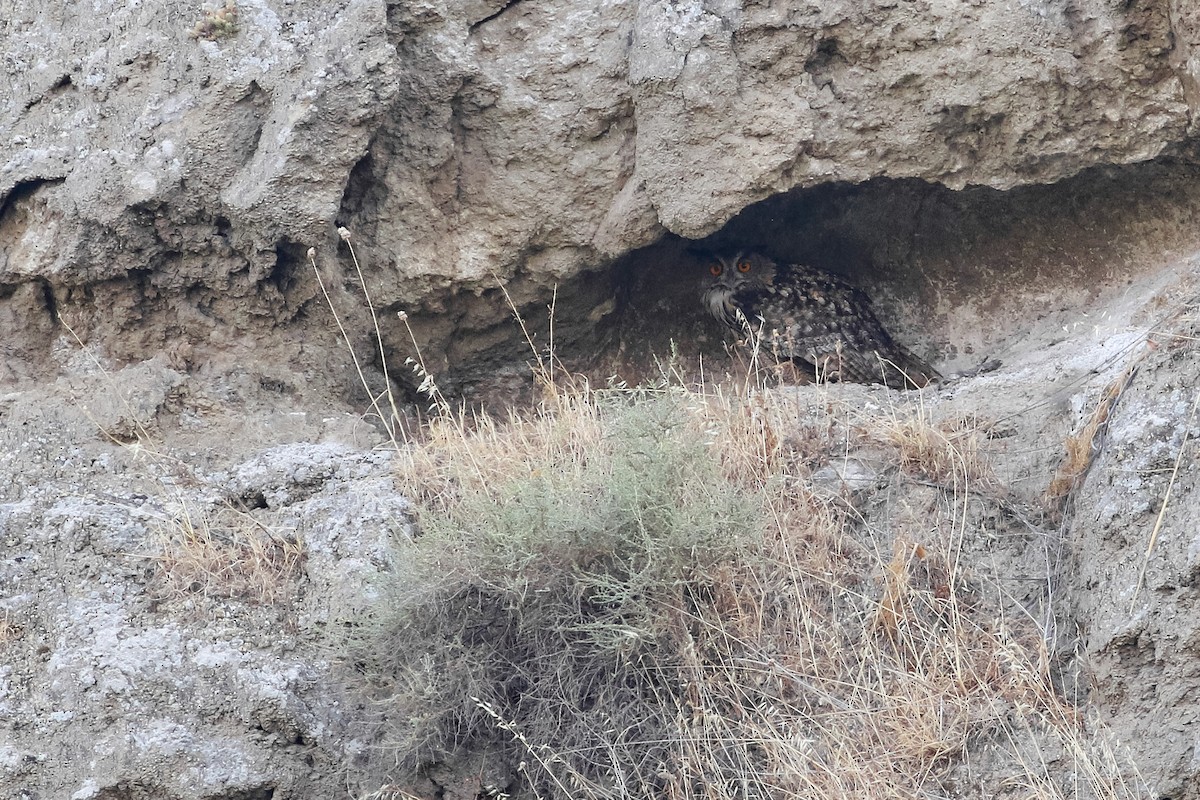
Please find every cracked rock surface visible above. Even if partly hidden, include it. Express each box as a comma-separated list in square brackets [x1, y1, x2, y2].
[2, 0, 1199, 385]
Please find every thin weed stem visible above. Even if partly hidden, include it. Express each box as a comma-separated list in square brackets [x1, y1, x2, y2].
[1131, 386, 1200, 610]
[56, 312, 158, 448]
[308, 245, 403, 449]
[339, 227, 407, 443]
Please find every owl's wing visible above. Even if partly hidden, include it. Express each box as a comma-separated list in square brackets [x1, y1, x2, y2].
[744, 272, 938, 389]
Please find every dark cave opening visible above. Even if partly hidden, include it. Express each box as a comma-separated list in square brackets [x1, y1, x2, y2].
[367, 148, 1200, 407]
[604, 152, 1200, 392]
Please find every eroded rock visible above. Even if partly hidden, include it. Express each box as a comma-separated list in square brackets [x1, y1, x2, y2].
[2, 0, 1198, 386]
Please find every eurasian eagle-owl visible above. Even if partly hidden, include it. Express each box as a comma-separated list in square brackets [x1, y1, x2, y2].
[700, 251, 938, 389]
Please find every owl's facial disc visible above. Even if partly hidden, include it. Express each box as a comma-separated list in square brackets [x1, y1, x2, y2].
[700, 250, 778, 325]
[701, 253, 746, 323]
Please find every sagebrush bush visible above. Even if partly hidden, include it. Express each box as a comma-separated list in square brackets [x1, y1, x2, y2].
[362, 393, 769, 781]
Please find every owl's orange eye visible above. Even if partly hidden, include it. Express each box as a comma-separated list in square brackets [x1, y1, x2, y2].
[737, 259, 752, 273]
[709, 263, 723, 276]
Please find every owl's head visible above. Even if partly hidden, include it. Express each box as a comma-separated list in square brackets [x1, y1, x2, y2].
[700, 250, 777, 324]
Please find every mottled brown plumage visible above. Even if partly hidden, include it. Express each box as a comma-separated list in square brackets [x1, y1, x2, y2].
[700, 251, 938, 389]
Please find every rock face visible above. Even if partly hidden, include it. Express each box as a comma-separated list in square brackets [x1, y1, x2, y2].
[0, 363, 408, 799]
[2, 0, 1198, 385]
[1068, 316, 1200, 800]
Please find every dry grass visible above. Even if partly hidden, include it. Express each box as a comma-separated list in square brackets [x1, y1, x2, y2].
[1043, 357, 1141, 523]
[148, 499, 305, 604]
[356, 787, 426, 800]
[190, 1, 238, 40]
[870, 404, 995, 488]
[0, 610, 23, 645]
[327, 229, 1137, 799]
[58, 314, 308, 607]
[354, 376, 1140, 800]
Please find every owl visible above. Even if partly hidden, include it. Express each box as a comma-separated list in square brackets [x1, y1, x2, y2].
[700, 251, 938, 389]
